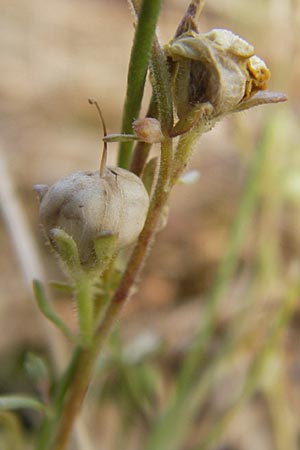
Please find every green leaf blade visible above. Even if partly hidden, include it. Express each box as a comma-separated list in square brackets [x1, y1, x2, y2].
[0, 395, 46, 413]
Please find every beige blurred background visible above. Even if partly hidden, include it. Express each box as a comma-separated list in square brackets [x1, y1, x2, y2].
[0, 0, 299, 449]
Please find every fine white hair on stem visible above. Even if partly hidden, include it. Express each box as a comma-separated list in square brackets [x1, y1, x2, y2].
[127, 0, 138, 19]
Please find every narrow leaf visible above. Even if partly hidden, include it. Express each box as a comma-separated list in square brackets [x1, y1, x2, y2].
[0, 395, 46, 413]
[33, 280, 77, 343]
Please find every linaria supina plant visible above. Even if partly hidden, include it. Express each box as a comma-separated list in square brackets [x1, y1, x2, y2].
[18, 1, 287, 449]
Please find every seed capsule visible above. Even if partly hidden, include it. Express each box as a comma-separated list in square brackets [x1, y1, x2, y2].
[35, 167, 149, 265]
[165, 28, 272, 122]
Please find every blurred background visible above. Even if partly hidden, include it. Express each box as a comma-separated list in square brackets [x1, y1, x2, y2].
[0, 0, 300, 449]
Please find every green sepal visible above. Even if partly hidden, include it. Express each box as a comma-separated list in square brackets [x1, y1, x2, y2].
[24, 352, 49, 387]
[50, 228, 82, 275]
[93, 232, 118, 274]
[49, 280, 74, 294]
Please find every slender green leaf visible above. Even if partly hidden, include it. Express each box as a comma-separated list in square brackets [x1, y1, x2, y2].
[0, 395, 46, 413]
[33, 279, 77, 343]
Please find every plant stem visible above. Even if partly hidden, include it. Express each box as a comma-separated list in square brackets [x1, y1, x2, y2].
[150, 38, 174, 133]
[170, 129, 201, 186]
[118, 0, 162, 168]
[48, 347, 98, 450]
[75, 276, 95, 347]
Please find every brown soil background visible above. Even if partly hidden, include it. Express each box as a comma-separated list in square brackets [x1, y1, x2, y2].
[0, 1, 299, 449]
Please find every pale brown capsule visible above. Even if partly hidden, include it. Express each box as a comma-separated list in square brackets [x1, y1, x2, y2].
[165, 28, 271, 121]
[35, 167, 149, 264]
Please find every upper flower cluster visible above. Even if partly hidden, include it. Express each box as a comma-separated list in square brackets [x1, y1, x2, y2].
[164, 27, 286, 136]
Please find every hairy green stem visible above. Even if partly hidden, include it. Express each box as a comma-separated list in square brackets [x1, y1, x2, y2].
[75, 276, 95, 347]
[150, 38, 174, 133]
[118, 0, 162, 168]
[170, 128, 201, 186]
[48, 347, 98, 450]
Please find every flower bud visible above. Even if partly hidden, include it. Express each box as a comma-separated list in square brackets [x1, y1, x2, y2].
[165, 28, 271, 122]
[133, 118, 164, 143]
[35, 167, 149, 265]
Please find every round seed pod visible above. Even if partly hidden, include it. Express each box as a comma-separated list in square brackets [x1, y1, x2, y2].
[35, 167, 149, 265]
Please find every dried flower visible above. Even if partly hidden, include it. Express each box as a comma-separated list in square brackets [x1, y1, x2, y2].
[165, 28, 286, 135]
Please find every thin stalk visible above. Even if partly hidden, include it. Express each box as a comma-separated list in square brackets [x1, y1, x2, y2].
[150, 37, 174, 133]
[130, 140, 152, 176]
[48, 346, 99, 450]
[118, 0, 162, 168]
[170, 128, 202, 186]
[75, 276, 95, 348]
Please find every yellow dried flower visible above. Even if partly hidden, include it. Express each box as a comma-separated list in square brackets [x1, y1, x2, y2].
[164, 28, 284, 136]
[166, 29, 270, 117]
